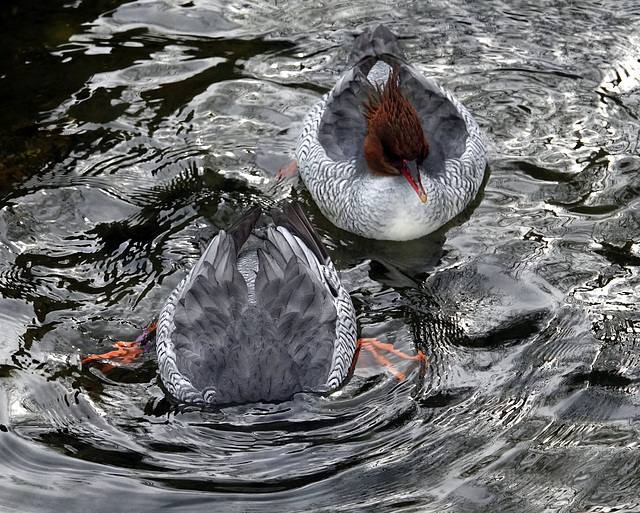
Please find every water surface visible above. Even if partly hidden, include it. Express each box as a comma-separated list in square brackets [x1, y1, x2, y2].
[1, 1, 640, 511]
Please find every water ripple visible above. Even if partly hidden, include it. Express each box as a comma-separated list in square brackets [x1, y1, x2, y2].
[2, 0, 640, 511]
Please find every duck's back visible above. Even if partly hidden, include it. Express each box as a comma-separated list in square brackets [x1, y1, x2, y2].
[157, 203, 356, 406]
[319, 26, 468, 167]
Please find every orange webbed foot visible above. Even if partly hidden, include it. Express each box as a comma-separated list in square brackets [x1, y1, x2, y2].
[83, 321, 157, 372]
[357, 337, 427, 381]
[278, 159, 298, 179]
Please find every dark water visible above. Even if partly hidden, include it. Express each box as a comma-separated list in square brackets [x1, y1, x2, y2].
[1, 0, 640, 511]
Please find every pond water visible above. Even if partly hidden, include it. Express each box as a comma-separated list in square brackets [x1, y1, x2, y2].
[1, 0, 640, 511]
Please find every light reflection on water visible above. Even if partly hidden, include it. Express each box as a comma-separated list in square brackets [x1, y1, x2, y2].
[1, 0, 640, 511]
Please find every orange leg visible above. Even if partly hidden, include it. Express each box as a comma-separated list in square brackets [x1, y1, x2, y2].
[357, 337, 426, 381]
[83, 321, 157, 372]
[277, 159, 298, 179]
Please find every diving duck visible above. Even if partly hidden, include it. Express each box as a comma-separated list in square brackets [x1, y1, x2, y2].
[155, 202, 358, 406]
[295, 25, 486, 240]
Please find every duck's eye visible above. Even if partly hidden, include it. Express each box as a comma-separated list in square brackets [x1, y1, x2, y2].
[383, 148, 402, 168]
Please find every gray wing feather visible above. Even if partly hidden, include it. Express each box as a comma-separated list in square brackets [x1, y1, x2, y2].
[171, 232, 248, 390]
[255, 229, 338, 389]
[157, 220, 254, 404]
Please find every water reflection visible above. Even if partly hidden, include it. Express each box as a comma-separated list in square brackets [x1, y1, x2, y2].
[1, 0, 640, 511]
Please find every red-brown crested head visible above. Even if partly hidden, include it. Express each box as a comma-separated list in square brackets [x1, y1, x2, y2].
[363, 66, 429, 202]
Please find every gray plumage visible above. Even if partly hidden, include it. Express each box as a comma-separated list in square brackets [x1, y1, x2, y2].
[156, 202, 357, 407]
[296, 25, 487, 241]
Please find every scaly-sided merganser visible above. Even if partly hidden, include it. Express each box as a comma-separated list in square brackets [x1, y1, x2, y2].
[155, 202, 358, 406]
[82, 204, 426, 404]
[295, 25, 486, 240]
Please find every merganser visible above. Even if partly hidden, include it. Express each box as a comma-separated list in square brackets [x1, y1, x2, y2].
[155, 202, 358, 406]
[82, 202, 427, 405]
[295, 25, 486, 240]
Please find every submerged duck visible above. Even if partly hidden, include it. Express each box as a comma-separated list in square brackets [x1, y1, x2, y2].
[155, 202, 358, 406]
[83, 202, 426, 403]
[295, 25, 486, 241]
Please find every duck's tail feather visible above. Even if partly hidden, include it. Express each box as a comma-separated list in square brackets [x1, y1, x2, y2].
[271, 201, 329, 264]
[227, 204, 262, 254]
[346, 25, 406, 67]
